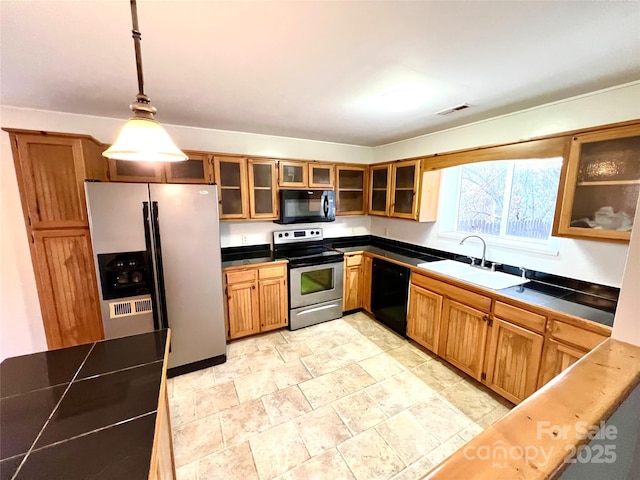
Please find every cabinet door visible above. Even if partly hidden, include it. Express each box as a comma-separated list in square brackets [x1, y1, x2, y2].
[362, 255, 372, 313]
[226, 279, 260, 339]
[537, 340, 587, 388]
[32, 229, 104, 348]
[108, 159, 165, 183]
[214, 155, 249, 219]
[259, 277, 288, 331]
[390, 160, 420, 219]
[279, 160, 308, 187]
[309, 163, 335, 188]
[484, 318, 544, 404]
[12, 134, 91, 229]
[248, 159, 278, 220]
[337, 165, 367, 215]
[407, 284, 443, 354]
[554, 124, 640, 243]
[165, 152, 212, 184]
[343, 256, 362, 311]
[441, 299, 489, 380]
[369, 164, 391, 216]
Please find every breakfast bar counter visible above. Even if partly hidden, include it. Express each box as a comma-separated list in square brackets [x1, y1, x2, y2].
[0, 330, 174, 480]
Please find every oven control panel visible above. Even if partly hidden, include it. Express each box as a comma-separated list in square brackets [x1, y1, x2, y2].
[273, 228, 323, 244]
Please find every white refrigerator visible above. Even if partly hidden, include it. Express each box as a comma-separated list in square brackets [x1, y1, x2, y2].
[85, 182, 226, 374]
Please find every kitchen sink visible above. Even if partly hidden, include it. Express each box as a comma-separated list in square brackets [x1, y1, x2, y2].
[416, 260, 529, 290]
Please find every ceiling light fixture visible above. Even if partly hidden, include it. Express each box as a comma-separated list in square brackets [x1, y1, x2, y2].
[103, 0, 187, 162]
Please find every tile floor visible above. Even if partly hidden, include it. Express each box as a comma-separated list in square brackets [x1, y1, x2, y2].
[167, 312, 513, 480]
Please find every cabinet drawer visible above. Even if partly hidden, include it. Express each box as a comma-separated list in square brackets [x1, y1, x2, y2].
[549, 320, 607, 350]
[258, 264, 286, 280]
[494, 301, 546, 333]
[345, 254, 362, 267]
[411, 272, 491, 312]
[225, 269, 257, 285]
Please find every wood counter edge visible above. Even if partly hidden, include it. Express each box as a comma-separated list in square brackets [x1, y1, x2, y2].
[222, 259, 288, 272]
[420, 338, 640, 480]
[148, 329, 176, 480]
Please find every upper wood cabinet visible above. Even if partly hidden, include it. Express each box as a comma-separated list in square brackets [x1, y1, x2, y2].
[390, 160, 421, 219]
[309, 163, 335, 189]
[248, 158, 278, 220]
[108, 159, 165, 183]
[336, 165, 367, 215]
[213, 155, 249, 220]
[369, 164, 391, 216]
[9, 132, 107, 229]
[165, 151, 213, 184]
[554, 124, 640, 243]
[278, 160, 308, 188]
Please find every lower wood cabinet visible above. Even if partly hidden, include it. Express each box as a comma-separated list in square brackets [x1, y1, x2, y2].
[538, 340, 587, 388]
[224, 263, 288, 340]
[406, 283, 442, 354]
[343, 253, 363, 311]
[362, 255, 372, 313]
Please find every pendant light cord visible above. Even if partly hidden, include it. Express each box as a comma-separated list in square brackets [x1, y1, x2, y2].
[130, 0, 148, 103]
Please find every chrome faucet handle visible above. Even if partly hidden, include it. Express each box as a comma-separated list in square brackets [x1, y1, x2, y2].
[468, 256, 477, 266]
[519, 267, 527, 279]
[490, 262, 501, 272]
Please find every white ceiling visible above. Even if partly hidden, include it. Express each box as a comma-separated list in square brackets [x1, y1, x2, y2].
[1, 1, 639, 147]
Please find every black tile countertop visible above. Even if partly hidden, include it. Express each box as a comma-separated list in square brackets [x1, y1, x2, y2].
[0, 330, 168, 480]
[221, 244, 281, 268]
[335, 244, 616, 327]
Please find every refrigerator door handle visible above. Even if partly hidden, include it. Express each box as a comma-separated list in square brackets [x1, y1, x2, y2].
[151, 201, 170, 331]
[142, 201, 162, 331]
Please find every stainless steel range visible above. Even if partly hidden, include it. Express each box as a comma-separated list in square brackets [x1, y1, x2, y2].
[273, 228, 344, 330]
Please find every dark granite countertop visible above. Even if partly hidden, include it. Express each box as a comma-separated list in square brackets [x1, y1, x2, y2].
[221, 244, 283, 269]
[0, 330, 169, 480]
[335, 245, 615, 327]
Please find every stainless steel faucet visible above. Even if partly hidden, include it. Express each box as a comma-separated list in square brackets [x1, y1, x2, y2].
[460, 235, 487, 268]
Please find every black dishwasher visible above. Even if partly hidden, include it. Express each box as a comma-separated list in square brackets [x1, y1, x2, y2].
[371, 258, 410, 337]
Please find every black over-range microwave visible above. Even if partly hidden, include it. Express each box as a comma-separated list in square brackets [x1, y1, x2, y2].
[276, 190, 336, 224]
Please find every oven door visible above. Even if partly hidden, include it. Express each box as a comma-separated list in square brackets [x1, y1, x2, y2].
[289, 261, 344, 309]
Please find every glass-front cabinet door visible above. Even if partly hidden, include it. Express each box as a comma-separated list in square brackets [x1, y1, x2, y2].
[279, 160, 308, 188]
[108, 159, 164, 183]
[369, 164, 391, 216]
[165, 151, 212, 184]
[390, 160, 420, 219]
[248, 158, 278, 220]
[554, 124, 640, 242]
[336, 165, 367, 215]
[213, 155, 249, 219]
[309, 163, 335, 188]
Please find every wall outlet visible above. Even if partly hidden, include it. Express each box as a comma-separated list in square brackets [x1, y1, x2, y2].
[241, 235, 249, 245]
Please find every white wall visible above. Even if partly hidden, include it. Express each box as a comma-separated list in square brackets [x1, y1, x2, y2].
[370, 82, 640, 287]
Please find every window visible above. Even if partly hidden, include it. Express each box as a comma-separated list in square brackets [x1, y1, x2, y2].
[441, 158, 563, 243]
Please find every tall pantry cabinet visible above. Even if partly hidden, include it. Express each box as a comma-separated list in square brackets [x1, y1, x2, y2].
[5, 129, 106, 349]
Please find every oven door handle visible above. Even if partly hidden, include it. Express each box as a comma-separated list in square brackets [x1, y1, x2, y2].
[297, 303, 341, 315]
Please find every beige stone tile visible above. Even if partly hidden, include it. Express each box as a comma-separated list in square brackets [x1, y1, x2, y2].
[387, 345, 430, 369]
[476, 403, 511, 428]
[199, 441, 259, 480]
[438, 381, 502, 421]
[299, 373, 347, 409]
[276, 341, 313, 362]
[375, 410, 441, 465]
[254, 331, 288, 350]
[195, 381, 239, 417]
[359, 353, 405, 382]
[169, 392, 196, 427]
[368, 334, 407, 352]
[280, 448, 355, 480]
[366, 371, 437, 417]
[390, 456, 434, 480]
[271, 360, 313, 389]
[172, 366, 215, 396]
[458, 422, 484, 442]
[330, 364, 376, 395]
[227, 338, 258, 359]
[338, 428, 405, 480]
[304, 335, 341, 354]
[175, 460, 197, 480]
[220, 399, 272, 446]
[410, 359, 465, 391]
[262, 385, 312, 425]
[333, 391, 388, 435]
[214, 356, 252, 384]
[425, 434, 467, 466]
[234, 370, 278, 403]
[300, 351, 342, 377]
[249, 421, 310, 480]
[410, 397, 473, 443]
[329, 338, 383, 367]
[295, 406, 352, 457]
[246, 347, 286, 373]
[173, 413, 224, 467]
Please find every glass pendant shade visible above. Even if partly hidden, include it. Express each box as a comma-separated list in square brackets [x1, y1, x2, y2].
[103, 116, 188, 162]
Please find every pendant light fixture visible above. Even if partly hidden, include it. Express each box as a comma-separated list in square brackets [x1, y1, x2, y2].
[103, 0, 187, 162]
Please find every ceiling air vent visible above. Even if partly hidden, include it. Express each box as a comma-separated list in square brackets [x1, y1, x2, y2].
[435, 103, 470, 116]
